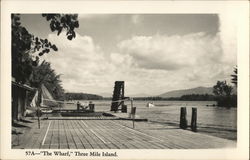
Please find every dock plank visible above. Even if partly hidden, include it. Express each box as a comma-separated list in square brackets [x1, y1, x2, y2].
[50, 120, 59, 149]
[68, 120, 85, 149]
[41, 120, 54, 149]
[104, 120, 158, 149]
[77, 120, 102, 149]
[24, 122, 43, 148]
[87, 120, 121, 149]
[91, 120, 136, 149]
[12, 117, 236, 149]
[88, 122, 122, 149]
[58, 120, 68, 149]
[32, 120, 50, 149]
[74, 120, 93, 149]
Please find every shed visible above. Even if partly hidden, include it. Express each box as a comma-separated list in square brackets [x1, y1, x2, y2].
[12, 79, 35, 121]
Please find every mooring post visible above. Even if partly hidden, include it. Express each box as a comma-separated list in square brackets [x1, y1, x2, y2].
[191, 107, 197, 132]
[130, 98, 136, 128]
[133, 116, 135, 128]
[129, 98, 133, 118]
[38, 116, 40, 129]
[77, 101, 80, 111]
[180, 107, 188, 129]
[89, 103, 95, 112]
[37, 108, 41, 129]
[121, 105, 127, 113]
[130, 98, 133, 112]
[132, 107, 136, 129]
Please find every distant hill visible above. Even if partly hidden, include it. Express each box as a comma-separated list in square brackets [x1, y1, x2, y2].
[158, 87, 214, 98]
[100, 92, 152, 98]
[99, 92, 112, 98]
[128, 93, 152, 98]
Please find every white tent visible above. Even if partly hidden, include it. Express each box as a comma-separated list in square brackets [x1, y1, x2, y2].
[30, 90, 38, 108]
[30, 84, 58, 108]
[40, 84, 58, 107]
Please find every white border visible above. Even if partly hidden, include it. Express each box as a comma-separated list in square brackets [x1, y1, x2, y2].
[1, 1, 249, 160]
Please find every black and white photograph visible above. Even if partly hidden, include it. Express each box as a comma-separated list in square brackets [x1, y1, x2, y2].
[1, 1, 249, 160]
[10, 13, 238, 149]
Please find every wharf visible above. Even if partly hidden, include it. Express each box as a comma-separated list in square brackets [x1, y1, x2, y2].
[12, 114, 236, 149]
[103, 112, 148, 121]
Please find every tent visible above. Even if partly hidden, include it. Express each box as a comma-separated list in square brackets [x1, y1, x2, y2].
[30, 84, 58, 108]
[40, 84, 58, 108]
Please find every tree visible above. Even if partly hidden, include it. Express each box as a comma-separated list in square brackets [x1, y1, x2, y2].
[231, 66, 237, 87]
[213, 80, 236, 108]
[213, 81, 233, 97]
[12, 14, 79, 83]
[29, 60, 64, 100]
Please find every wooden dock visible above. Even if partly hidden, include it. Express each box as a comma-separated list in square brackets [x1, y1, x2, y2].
[12, 116, 236, 149]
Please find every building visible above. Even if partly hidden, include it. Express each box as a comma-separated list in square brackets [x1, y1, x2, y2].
[12, 78, 35, 121]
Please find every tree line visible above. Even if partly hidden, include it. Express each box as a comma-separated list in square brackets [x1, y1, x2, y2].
[128, 94, 215, 101]
[64, 93, 103, 100]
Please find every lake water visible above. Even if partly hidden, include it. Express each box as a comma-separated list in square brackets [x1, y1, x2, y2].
[64, 100, 237, 140]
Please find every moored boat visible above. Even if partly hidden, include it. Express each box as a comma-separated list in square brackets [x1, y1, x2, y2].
[146, 102, 155, 108]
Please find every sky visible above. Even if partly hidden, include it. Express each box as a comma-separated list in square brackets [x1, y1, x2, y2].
[19, 14, 237, 97]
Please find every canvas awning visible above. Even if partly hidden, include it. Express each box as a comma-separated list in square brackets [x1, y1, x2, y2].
[12, 81, 35, 92]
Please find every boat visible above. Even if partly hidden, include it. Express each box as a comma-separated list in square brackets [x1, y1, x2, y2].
[146, 102, 155, 108]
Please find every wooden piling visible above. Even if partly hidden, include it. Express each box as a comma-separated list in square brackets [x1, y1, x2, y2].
[191, 107, 197, 132]
[179, 107, 187, 129]
[121, 105, 127, 113]
[77, 101, 80, 111]
[36, 108, 41, 129]
[130, 98, 134, 112]
[131, 107, 136, 128]
[89, 104, 95, 112]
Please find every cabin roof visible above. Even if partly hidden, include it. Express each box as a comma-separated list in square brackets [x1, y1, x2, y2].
[12, 81, 36, 91]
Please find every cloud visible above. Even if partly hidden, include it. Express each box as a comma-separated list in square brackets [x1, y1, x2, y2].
[218, 12, 237, 64]
[42, 14, 237, 96]
[44, 32, 116, 94]
[114, 32, 236, 94]
[117, 33, 223, 70]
